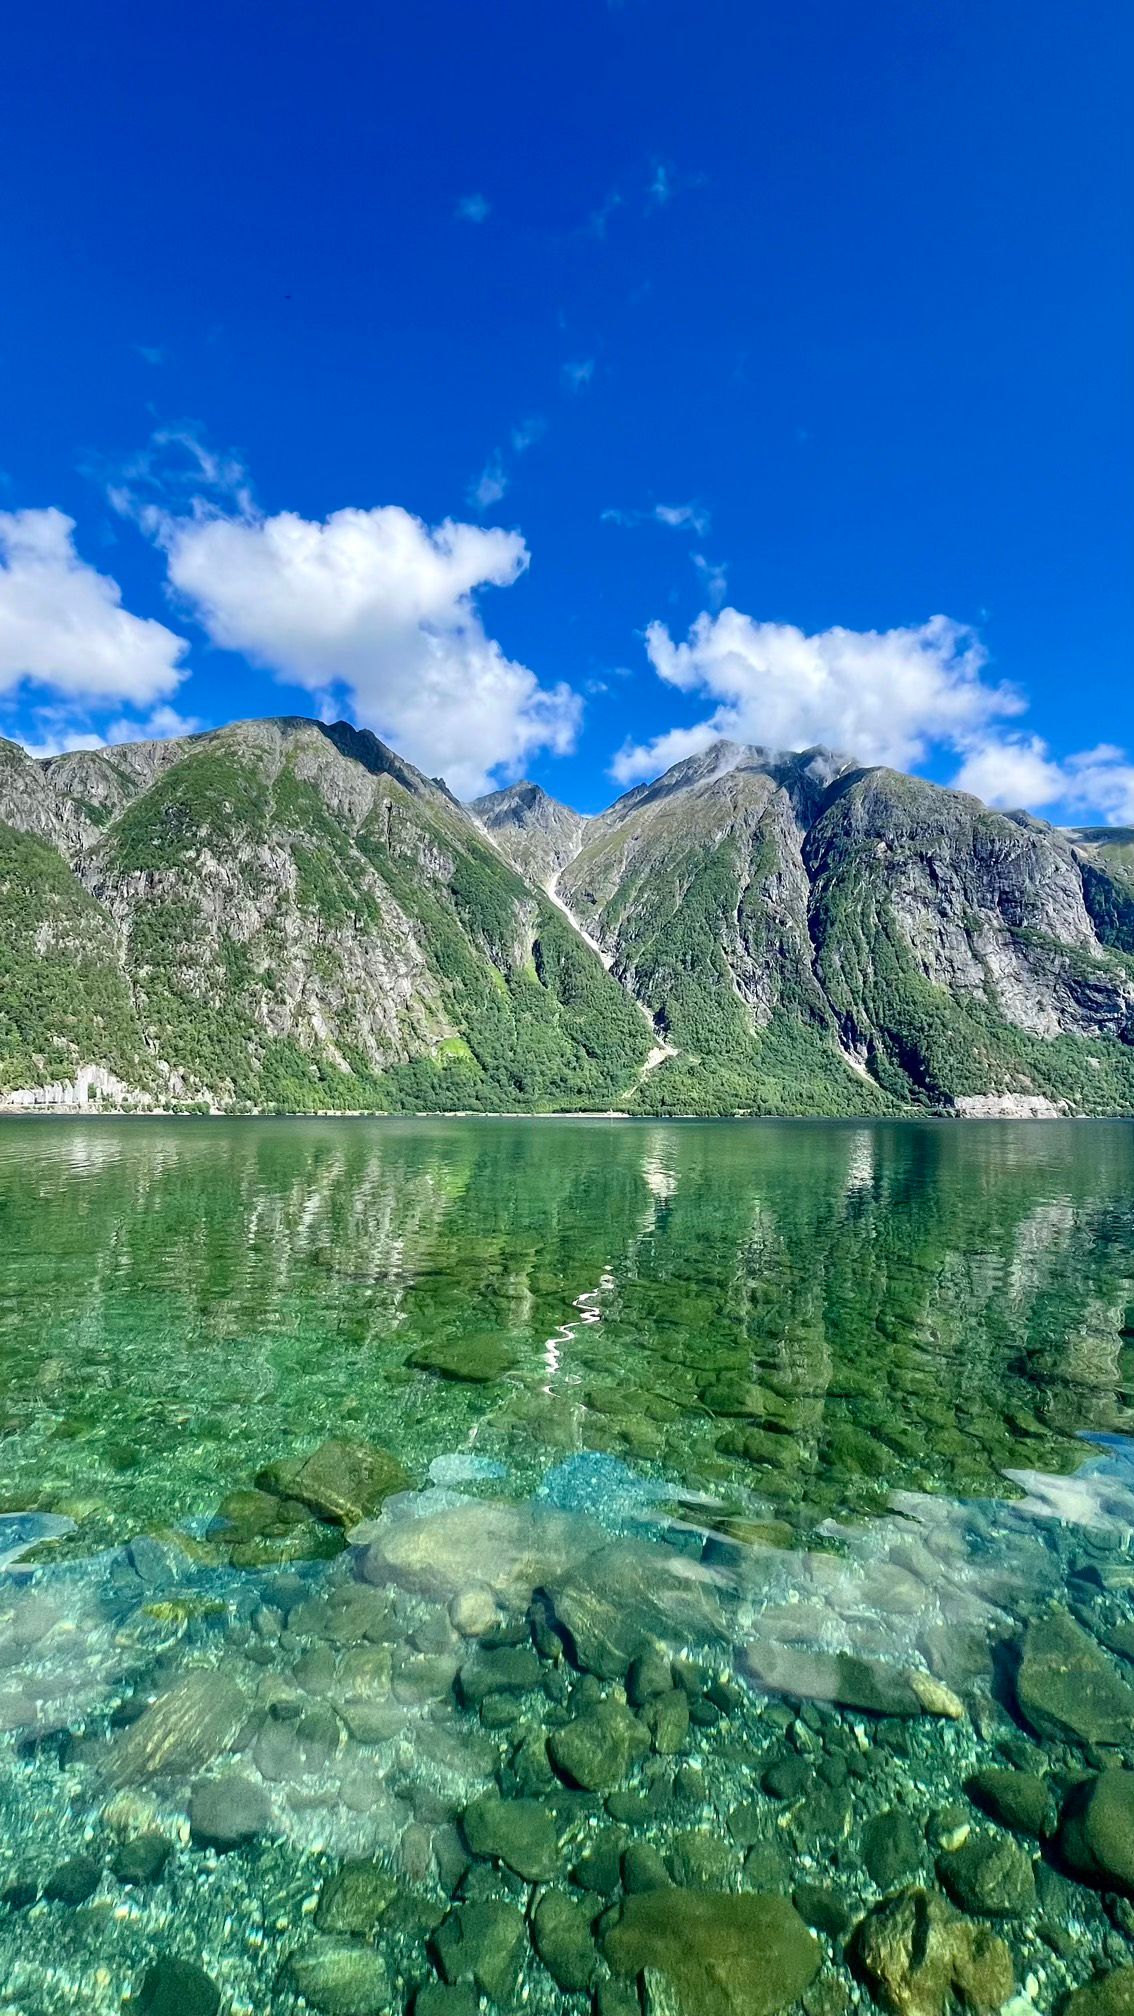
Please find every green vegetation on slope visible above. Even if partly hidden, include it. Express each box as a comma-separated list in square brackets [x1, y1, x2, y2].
[0, 822, 150, 1096]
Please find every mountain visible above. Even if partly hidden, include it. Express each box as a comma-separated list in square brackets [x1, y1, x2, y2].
[0, 719, 649, 1113]
[2, 718, 1134, 1116]
[482, 741, 1134, 1118]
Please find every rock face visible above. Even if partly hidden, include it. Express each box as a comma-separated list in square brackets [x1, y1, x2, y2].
[4, 719, 1134, 1114]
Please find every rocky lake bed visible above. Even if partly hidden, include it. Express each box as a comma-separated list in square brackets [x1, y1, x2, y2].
[2, 1116, 1134, 2015]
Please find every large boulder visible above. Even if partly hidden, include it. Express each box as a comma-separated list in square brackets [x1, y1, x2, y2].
[743, 1642, 923, 1717]
[851, 1887, 1013, 2016]
[102, 1670, 246, 1786]
[603, 1889, 819, 2016]
[1059, 1770, 1134, 1894]
[1015, 1610, 1134, 1746]
[544, 1539, 729, 1681]
[358, 1498, 596, 1607]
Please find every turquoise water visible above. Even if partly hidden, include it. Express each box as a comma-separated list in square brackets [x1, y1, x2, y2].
[0, 1117, 1133, 2014]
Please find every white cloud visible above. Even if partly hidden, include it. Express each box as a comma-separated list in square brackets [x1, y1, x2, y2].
[510, 416, 545, 455]
[648, 162, 672, 207]
[469, 453, 508, 511]
[455, 193, 490, 224]
[0, 508, 188, 706]
[954, 736, 1134, 824]
[611, 608, 1020, 785]
[601, 501, 710, 535]
[151, 500, 579, 797]
[691, 553, 728, 608]
[563, 358, 595, 392]
[15, 701, 201, 760]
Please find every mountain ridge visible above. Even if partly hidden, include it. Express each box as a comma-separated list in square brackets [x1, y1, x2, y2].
[3, 718, 1134, 1117]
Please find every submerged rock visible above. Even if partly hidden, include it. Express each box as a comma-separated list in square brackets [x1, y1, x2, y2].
[433, 1899, 526, 2000]
[461, 1792, 559, 1880]
[966, 1767, 1055, 1840]
[549, 1699, 650, 1792]
[189, 1772, 273, 1851]
[288, 1941, 391, 2015]
[134, 1958, 220, 2016]
[1059, 1769, 1134, 1894]
[359, 1498, 594, 1606]
[604, 1888, 819, 2016]
[531, 1889, 598, 1991]
[287, 1439, 412, 1528]
[935, 1831, 1036, 1917]
[850, 1886, 1014, 2016]
[1063, 1971, 1134, 2016]
[103, 1669, 246, 1785]
[545, 1538, 728, 1680]
[409, 1334, 518, 1383]
[1015, 1610, 1134, 1746]
[861, 1810, 924, 1890]
[743, 1642, 923, 1717]
[316, 1860, 398, 1935]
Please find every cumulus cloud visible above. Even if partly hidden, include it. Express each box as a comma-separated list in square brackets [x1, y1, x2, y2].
[611, 608, 1021, 785]
[0, 508, 188, 707]
[954, 736, 1134, 824]
[147, 499, 578, 798]
[19, 701, 202, 760]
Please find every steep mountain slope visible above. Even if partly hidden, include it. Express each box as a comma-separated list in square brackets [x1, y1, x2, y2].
[472, 780, 589, 890]
[4, 721, 1134, 1116]
[491, 742, 1134, 1116]
[0, 721, 649, 1111]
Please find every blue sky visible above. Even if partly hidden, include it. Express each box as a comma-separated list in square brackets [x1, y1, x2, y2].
[0, 0, 1130, 814]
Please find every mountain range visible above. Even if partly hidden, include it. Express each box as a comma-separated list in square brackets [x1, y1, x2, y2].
[2, 715, 1134, 1117]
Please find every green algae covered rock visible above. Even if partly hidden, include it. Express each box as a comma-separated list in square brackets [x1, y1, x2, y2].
[286, 1439, 411, 1528]
[531, 1888, 599, 1992]
[935, 1831, 1036, 1917]
[966, 1766, 1055, 1840]
[460, 1792, 559, 1880]
[603, 1888, 819, 2016]
[851, 1886, 1014, 2016]
[1062, 1971, 1134, 2016]
[433, 1899, 526, 2000]
[549, 1699, 650, 1792]
[316, 1859, 398, 1935]
[1015, 1610, 1134, 1746]
[409, 1334, 518, 1383]
[288, 1941, 391, 2015]
[134, 1958, 220, 2016]
[1059, 1769, 1134, 1894]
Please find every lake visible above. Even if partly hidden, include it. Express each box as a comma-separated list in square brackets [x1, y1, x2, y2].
[1, 1117, 1133, 2015]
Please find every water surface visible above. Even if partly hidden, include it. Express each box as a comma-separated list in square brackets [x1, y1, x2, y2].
[0, 1118, 1132, 2015]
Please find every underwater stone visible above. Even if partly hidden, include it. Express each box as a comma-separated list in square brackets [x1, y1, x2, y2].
[409, 1334, 518, 1382]
[531, 1888, 599, 1992]
[43, 1854, 101, 1904]
[966, 1767, 1055, 1840]
[547, 1540, 727, 1681]
[645, 1689, 689, 1754]
[850, 1887, 1014, 2016]
[110, 1831, 171, 1884]
[449, 1586, 501, 1637]
[1015, 1610, 1134, 1746]
[412, 1986, 479, 2016]
[189, 1772, 273, 1850]
[572, 1824, 629, 1894]
[627, 1647, 674, 1706]
[457, 1644, 541, 1705]
[433, 1899, 526, 2000]
[1063, 1971, 1134, 2016]
[288, 1941, 391, 2015]
[103, 1669, 246, 1785]
[623, 1842, 672, 1893]
[549, 1699, 650, 1792]
[359, 1498, 592, 1606]
[935, 1831, 1036, 1917]
[287, 1438, 412, 1528]
[461, 1792, 559, 1880]
[135, 1958, 220, 2016]
[1059, 1769, 1134, 1894]
[794, 1883, 850, 1939]
[316, 1860, 398, 1935]
[743, 1643, 923, 1717]
[604, 1889, 819, 2016]
[861, 1810, 924, 1890]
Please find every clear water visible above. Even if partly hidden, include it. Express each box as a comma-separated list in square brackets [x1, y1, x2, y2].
[0, 1117, 1133, 2014]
